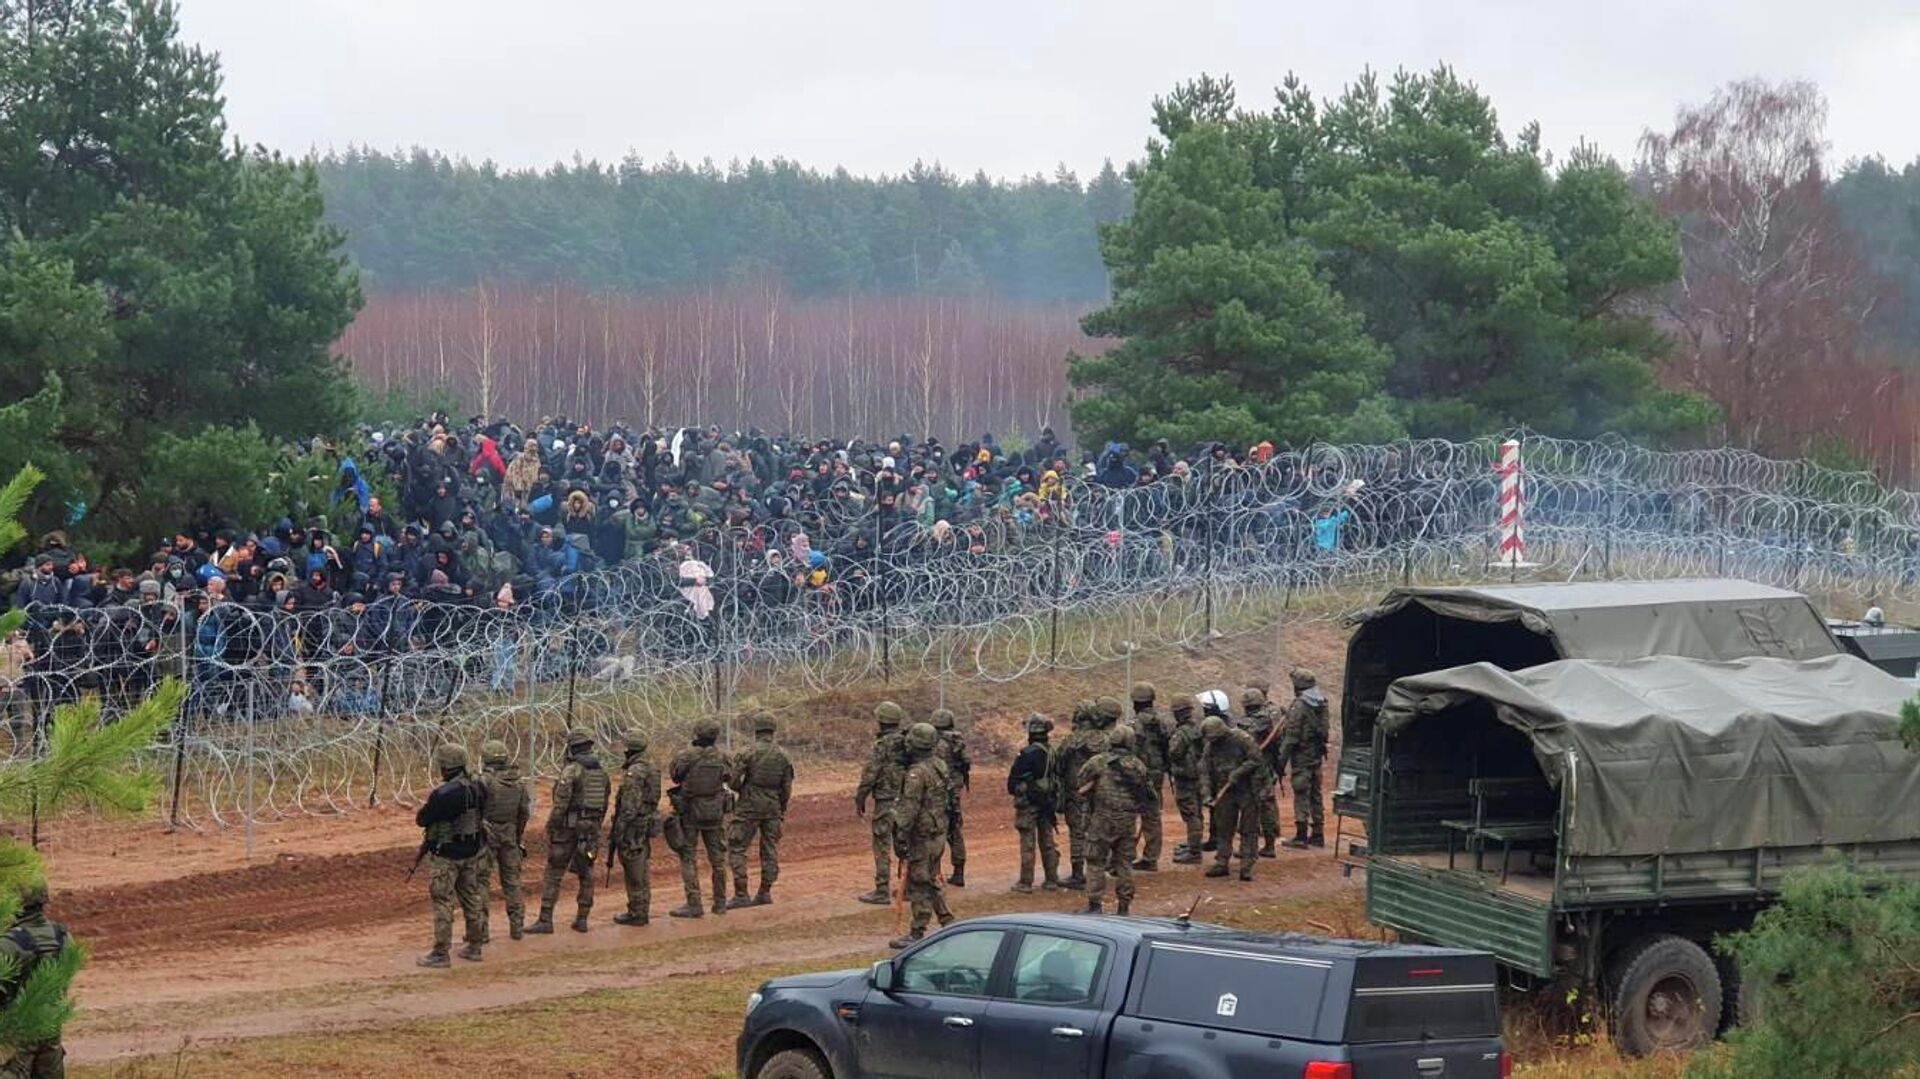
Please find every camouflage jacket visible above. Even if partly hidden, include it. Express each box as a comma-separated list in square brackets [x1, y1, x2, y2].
[1130, 705, 1171, 775]
[612, 754, 661, 846]
[1199, 727, 1262, 799]
[730, 737, 794, 820]
[548, 755, 609, 833]
[1048, 727, 1095, 803]
[1166, 722, 1203, 782]
[477, 765, 531, 843]
[1076, 750, 1152, 817]
[855, 731, 906, 807]
[935, 730, 970, 811]
[1275, 689, 1331, 772]
[891, 756, 951, 849]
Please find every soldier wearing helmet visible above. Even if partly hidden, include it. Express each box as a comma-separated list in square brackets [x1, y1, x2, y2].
[1166, 695, 1208, 862]
[475, 738, 532, 939]
[529, 728, 609, 935]
[853, 702, 909, 904]
[1277, 668, 1332, 849]
[727, 710, 793, 909]
[416, 743, 489, 967]
[611, 729, 660, 926]
[0, 876, 70, 1073]
[1048, 701, 1102, 889]
[889, 724, 956, 948]
[1076, 722, 1152, 915]
[1007, 713, 1062, 893]
[1199, 714, 1263, 881]
[929, 709, 971, 888]
[1127, 681, 1171, 872]
[1241, 686, 1281, 858]
[668, 718, 732, 918]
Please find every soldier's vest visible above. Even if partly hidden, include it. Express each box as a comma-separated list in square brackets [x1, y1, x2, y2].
[0, 917, 68, 1005]
[681, 746, 729, 824]
[905, 758, 950, 841]
[481, 769, 524, 830]
[571, 760, 610, 826]
[872, 732, 906, 801]
[746, 746, 787, 791]
[426, 776, 483, 846]
[1089, 753, 1143, 816]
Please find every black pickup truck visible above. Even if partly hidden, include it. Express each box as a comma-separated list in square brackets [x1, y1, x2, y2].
[737, 913, 1508, 1079]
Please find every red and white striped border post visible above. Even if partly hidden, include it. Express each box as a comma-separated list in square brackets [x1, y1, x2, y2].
[1495, 439, 1524, 567]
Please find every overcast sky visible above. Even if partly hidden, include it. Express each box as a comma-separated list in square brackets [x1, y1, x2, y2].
[179, 0, 1920, 180]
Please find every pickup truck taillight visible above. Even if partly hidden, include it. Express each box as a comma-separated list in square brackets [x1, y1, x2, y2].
[1304, 1064, 1353, 1079]
[1499, 1050, 1513, 1078]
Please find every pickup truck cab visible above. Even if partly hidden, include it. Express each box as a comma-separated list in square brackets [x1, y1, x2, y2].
[737, 913, 1508, 1079]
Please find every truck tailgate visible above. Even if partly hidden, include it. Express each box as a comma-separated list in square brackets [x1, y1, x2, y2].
[1345, 1038, 1506, 1078]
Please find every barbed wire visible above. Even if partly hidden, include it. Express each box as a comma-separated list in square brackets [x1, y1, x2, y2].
[8, 435, 1920, 831]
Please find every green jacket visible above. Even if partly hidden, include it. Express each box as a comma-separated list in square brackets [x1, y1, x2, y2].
[731, 737, 794, 820]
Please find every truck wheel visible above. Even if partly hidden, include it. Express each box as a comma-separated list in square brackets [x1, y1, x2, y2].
[1607, 934, 1723, 1056]
[1713, 952, 1765, 1032]
[756, 1047, 831, 1079]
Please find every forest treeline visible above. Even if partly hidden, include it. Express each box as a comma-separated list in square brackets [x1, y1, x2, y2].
[314, 149, 1130, 301]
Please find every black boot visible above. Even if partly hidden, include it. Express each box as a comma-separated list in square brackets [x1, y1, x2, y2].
[1083, 898, 1103, 914]
[1282, 824, 1310, 850]
[458, 942, 483, 962]
[613, 912, 649, 926]
[946, 867, 966, 888]
[417, 950, 451, 968]
[1116, 898, 1131, 916]
[1201, 838, 1217, 852]
[1308, 826, 1326, 848]
[752, 888, 774, 907]
[1204, 863, 1228, 878]
[1132, 858, 1157, 872]
[571, 912, 590, 933]
[508, 914, 525, 941]
[856, 888, 891, 905]
[1259, 839, 1278, 858]
[669, 900, 704, 919]
[726, 892, 756, 910]
[524, 906, 556, 935]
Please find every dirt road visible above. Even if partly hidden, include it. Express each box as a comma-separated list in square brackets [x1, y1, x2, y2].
[59, 777, 1358, 1066]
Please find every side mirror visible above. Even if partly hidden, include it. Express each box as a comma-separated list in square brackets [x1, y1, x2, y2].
[870, 959, 895, 991]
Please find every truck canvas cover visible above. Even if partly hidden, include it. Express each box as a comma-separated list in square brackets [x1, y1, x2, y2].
[1351, 579, 1839, 662]
[1376, 654, 1920, 857]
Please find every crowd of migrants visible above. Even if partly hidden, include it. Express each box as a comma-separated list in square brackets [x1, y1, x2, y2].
[407, 670, 1329, 965]
[2, 415, 1431, 733]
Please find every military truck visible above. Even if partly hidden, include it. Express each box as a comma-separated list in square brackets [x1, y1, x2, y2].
[1332, 579, 1841, 836]
[1361, 651, 1920, 1055]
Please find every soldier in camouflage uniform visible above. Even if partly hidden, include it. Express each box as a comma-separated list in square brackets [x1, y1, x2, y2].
[476, 739, 532, 939]
[0, 879, 70, 1077]
[889, 723, 955, 948]
[1048, 700, 1097, 889]
[930, 708, 970, 887]
[1166, 696, 1206, 863]
[612, 729, 660, 926]
[1276, 667, 1332, 848]
[1007, 713, 1062, 893]
[1077, 725, 1152, 915]
[1199, 716, 1262, 881]
[1127, 682, 1170, 871]
[669, 718, 733, 918]
[1242, 687, 1281, 858]
[727, 710, 793, 908]
[528, 728, 610, 934]
[853, 701, 908, 904]
[416, 743, 490, 966]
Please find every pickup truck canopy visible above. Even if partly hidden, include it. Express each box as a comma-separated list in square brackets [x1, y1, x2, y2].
[1377, 654, 1920, 858]
[1349, 579, 1840, 662]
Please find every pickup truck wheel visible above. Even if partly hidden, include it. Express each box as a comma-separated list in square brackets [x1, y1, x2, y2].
[756, 1047, 831, 1079]
[1607, 934, 1722, 1056]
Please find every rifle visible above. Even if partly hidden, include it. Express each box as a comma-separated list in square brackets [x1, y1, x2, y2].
[892, 853, 908, 937]
[405, 838, 430, 881]
[605, 828, 619, 886]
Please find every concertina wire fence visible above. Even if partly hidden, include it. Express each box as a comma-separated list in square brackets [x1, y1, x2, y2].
[9, 433, 1920, 833]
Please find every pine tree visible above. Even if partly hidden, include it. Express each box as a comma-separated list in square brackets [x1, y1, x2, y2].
[0, 464, 179, 1053]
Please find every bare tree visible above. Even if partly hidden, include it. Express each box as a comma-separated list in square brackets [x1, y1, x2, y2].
[1641, 79, 1880, 451]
